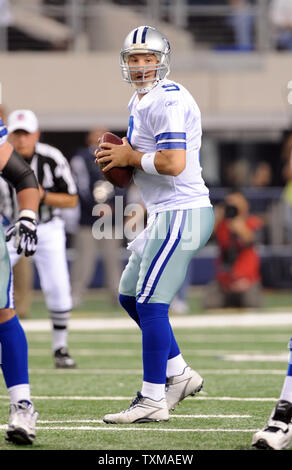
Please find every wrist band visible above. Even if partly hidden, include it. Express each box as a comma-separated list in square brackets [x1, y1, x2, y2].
[19, 209, 37, 221]
[141, 152, 159, 175]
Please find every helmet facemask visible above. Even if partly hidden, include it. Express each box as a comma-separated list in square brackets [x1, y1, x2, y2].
[120, 51, 169, 94]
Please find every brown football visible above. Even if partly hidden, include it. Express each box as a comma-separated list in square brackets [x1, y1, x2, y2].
[98, 132, 133, 188]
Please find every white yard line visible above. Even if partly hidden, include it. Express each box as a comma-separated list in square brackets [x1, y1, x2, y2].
[25, 368, 286, 375]
[28, 368, 143, 374]
[0, 424, 258, 432]
[27, 348, 272, 357]
[34, 415, 251, 423]
[0, 395, 278, 401]
[20, 312, 292, 332]
[25, 333, 292, 343]
[28, 349, 139, 357]
[221, 353, 289, 362]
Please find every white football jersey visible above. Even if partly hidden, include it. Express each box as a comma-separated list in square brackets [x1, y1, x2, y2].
[127, 78, 211, 216]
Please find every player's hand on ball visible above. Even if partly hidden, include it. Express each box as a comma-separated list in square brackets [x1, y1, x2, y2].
[94, 132, 133, 188]
[6, 210, 38, 256]
[95, 137, 132, 172]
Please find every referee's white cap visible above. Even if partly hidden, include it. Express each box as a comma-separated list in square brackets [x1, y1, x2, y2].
[8, 109, 39, 134]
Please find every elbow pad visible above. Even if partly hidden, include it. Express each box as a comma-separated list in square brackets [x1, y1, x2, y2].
[1, 150, 38, 192]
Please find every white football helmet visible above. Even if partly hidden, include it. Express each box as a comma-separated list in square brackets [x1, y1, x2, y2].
[120, 25, 171, 94]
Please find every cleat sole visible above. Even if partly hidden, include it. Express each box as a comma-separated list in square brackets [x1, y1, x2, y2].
[103, 418, 168, 424]
[252, 438, 273, 450]
[195, 380, 204, 394]
[6, 429, 34, 445]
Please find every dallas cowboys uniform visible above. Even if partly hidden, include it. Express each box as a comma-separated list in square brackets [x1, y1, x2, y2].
[119, 78, 214, 303]
[103, 25, 215, 425]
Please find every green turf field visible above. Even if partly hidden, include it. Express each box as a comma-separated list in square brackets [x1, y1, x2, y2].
[0, 289, 292, 451]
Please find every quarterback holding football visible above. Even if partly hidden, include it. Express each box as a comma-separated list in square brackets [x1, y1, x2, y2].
[96, 25, 214, 424]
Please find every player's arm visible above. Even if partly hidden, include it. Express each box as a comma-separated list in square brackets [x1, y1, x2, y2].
[130, 148, 186, 176]
[97, 95, 187, 176]
[1, 142, 39, 212]
[0, 139, 39, 256]
[0, 141, 14, 170]
[39, 156, 78, 208]
[39, 187, 78, 208]
[97, 138, 186, 177]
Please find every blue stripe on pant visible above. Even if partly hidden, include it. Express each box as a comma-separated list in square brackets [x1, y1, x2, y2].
[141, 211, 187, 304]
[137, 210, 187, 304]
[137, 211, 178, 303]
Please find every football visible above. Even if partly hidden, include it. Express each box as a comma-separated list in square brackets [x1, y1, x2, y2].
[97, 132, 133, 188]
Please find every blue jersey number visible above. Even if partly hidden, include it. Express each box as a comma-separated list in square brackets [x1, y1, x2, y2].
[162, 84, 180, 92]
[127, 115, 134, 145]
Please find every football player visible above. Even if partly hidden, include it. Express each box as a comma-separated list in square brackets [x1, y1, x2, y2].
[0, 118, 39, 444]
[3, 109, 78, 368]
[96, 26, 214, 423]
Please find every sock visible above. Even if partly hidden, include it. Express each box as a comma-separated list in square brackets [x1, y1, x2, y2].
[136, 302, 171, 384]
[168, 324, 181, 359]
[280, 338, 292, 403]
[8, 384, 31, 404]
[166, 354, 188, 378]
[50, 309, 71, 330]
[0, 315, 29, 389]
[52, 327, 68, 352]
[120, 294, 184, 376]
[50, 309, 70, 351]
[141, 381, 165, 401]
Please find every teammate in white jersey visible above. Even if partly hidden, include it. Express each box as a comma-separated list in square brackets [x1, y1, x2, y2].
[97, 25, 214, 424]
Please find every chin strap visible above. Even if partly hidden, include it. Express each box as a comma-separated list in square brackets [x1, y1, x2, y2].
[135, 80, 159, 95]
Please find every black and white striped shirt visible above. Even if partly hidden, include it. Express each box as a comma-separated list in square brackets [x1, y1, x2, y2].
[0, 142, 77, 224]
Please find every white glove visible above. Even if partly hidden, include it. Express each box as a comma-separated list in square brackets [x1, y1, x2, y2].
[6, 209, 38, 256]
[0, 119, 8, 146]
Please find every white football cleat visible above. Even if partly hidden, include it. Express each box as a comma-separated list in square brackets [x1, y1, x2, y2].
[5, 401, 38, 445]
[165, 366, 204, 411]
[252, 400, 292, 450]
[103, 392, 169, 424]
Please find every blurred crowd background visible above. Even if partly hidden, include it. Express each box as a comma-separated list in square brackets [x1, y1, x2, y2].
[1, 0, 292, 315]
